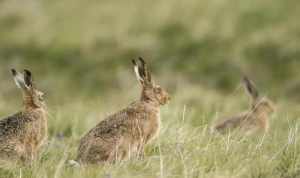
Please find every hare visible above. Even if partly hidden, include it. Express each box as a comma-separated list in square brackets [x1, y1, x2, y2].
[76, 57, 170, 164]
[214, 76, 275, 135]
[0, 69, 47, 164]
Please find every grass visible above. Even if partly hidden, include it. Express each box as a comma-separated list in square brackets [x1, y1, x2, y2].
[0, 0, 300, 177]
[0, 78, 299, 178]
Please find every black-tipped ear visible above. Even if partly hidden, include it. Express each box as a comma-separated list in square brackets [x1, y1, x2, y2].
[132, 59, 144, 84]
[138, 57, 146, 65]
[11, 69, 17, 76]
[12, 69, 27, 89]
[243, 76, 259, 99]
[138, 57, 152, 83]
[138, 57, 146, 78]
[24, 69, 33, 87]
[132, 59, 137, 66]
[133, 58, 146, 79]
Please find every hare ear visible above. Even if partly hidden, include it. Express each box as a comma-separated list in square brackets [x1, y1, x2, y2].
[138, 57, 152, 83]
[23, 69, 33, 87]
[132, 59, 145, 84]
[243, 76, 259, 100]
[11, 69, 29, 90]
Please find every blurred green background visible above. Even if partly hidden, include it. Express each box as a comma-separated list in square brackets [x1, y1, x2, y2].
[0, 0, 300, 102]
[0, 0, 300, 177]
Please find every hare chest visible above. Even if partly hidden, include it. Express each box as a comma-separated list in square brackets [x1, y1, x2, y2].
[142, 110, 161, 143]
[25, 110, 48, 149]
[241, 114, 269, 134]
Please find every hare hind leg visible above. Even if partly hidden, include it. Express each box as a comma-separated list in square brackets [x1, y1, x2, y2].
[0, 143, 26, 165]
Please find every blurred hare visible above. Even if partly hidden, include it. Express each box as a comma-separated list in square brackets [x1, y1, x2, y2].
[0, 69, 47, 164]
[76, 57, 170, 164]
[214, 76, 275, 135]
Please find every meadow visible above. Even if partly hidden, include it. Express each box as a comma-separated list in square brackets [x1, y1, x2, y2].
[0, 0, 300, 177]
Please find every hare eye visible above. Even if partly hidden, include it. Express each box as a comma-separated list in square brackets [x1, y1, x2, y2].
[155, 88, 162, 93]
[38, 92, 44, 101]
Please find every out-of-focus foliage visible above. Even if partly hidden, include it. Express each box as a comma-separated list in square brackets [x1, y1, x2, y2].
[0, 0, 299, 99]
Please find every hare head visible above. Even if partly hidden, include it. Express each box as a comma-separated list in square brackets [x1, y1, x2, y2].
[132, 57, 170, 106]
[243, 76, 275, 115]
[11, 69, 45, 109]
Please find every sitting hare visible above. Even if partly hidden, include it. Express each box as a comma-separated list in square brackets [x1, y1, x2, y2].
[76, 57, 170, 164]
[214, 76, 275, 135]
[0, 69, 47, 164]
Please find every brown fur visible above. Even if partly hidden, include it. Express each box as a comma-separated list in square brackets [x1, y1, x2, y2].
[77, 58, 170, 164]
[214, 76, 275, 134]
[0, 69, 47, 164]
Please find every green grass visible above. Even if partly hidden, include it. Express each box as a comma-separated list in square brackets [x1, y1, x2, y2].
[0, 81, 299, 178]
[0, 0, 300, 177]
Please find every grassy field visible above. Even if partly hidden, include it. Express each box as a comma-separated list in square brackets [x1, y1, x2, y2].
[0, 0, 300, 177]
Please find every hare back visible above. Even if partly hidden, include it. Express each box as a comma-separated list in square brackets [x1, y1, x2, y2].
[78, 102, 161, 163]
[0, 110, 46, 139]
[0, 112, 28, 139]
[0, 110, 47, 159]
[215, 113, 249, 132]
[78, 136, 134, 163]
[88, 102, 160, 141]
[215, 112, 265, 133]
